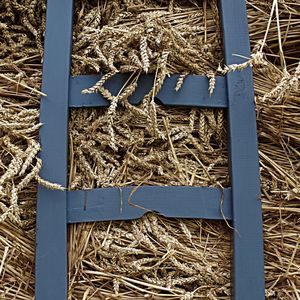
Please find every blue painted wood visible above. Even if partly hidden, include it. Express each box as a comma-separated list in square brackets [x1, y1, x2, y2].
[35, 0, 74, 299]
[67, 186, 232, 223]
[37, 0, 265, 299]
[69, 74, 228, 108]
[219, 0, 265, 299]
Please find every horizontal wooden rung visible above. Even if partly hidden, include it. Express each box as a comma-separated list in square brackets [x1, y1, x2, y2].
[67, 186, 232, 223]
[69, 74, 228, 108]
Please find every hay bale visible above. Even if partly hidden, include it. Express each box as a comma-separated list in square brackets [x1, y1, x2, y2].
[0, 0, 299, 299]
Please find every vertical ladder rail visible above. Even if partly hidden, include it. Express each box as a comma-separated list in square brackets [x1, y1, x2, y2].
[35, 0, 74, 299]
[219, 0, 265, 299]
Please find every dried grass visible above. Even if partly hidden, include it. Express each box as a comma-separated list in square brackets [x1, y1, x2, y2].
[71, 0, 223, 76]
[69, 107, 228, 189]
[0, 0, 300, 299]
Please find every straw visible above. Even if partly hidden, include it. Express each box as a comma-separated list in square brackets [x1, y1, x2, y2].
[0, 0, 300, 299]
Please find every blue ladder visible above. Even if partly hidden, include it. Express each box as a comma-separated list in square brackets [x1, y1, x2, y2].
[35, 0, 265, 299]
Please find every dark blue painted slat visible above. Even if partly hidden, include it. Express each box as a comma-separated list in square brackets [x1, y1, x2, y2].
[69, 74, 228, 108]
[219, 0, 265, 299]
[67, 186, 232, 223]
[35, 0, 74, 299]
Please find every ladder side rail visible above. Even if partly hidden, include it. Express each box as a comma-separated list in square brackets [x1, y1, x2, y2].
[219, 0, 265, 299]
[35, 0, 74, 299]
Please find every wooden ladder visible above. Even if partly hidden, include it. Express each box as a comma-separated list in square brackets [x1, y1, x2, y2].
[35, 0, 265, 299]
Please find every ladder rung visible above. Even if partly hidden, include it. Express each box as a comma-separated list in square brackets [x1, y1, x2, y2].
[69, 74, 228, 108]
[67, 186, 232, 223]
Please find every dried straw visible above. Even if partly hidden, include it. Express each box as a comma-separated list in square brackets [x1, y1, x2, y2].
[0, 0, 300, 299]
